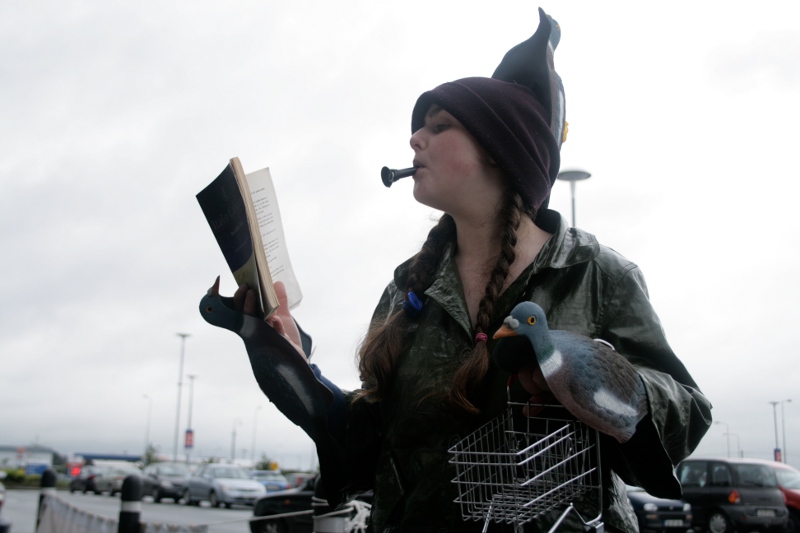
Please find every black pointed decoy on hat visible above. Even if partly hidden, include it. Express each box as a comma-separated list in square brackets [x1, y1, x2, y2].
[492, 7, 567, 149]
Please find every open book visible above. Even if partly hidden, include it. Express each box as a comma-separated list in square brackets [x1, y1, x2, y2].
[196, 158, 302, 318]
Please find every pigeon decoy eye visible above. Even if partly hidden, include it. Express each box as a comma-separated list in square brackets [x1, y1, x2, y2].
[527, 316, 537, 325]
[205, 305, 214, 313]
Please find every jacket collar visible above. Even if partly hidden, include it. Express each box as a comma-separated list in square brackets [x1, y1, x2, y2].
[392, 210, 600, 289]
[391, 210, 600, 334]
[529, 209, 600, 273]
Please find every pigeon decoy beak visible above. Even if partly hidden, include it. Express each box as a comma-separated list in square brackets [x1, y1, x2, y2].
[208, 276, 221, 296]
[493, 325, 518, 339]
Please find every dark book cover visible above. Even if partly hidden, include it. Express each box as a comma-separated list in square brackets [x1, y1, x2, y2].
[196, 163, 254, 273]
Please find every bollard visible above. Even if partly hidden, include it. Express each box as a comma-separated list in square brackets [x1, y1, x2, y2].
[36, 468, 57, 530]
[118, 474, 143, 533]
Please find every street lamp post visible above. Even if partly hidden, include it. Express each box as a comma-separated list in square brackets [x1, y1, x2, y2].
[231, 418, 242, 463]
[252, 405, 262, 466]
[174, 333, 191, 461]
[782, 399, 792, 463]
[770, 401, 781, 461]
[185, 374, 197, 463]
[725, 433, 741, 458]
[715, 420, 731, 458]
[143, 394, 153, 462]
[556, 170, 592, 227]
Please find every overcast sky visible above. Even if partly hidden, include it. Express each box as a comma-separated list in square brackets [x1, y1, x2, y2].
[2, 1, 799, 471]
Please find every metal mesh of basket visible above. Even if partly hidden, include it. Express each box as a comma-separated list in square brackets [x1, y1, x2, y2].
[448, 402, 602, 528]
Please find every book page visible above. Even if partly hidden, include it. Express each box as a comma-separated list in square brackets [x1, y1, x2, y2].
[245, 168, 303, 309]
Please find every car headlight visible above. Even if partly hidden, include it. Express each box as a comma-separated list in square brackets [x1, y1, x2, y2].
[683, 503, 691, 512]
[159, 480, 173, 488]
[643, 503, 658, 512]
[256, 484, 267, 493]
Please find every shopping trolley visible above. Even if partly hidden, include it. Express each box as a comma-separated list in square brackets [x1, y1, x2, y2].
[449, 393, 604, 533]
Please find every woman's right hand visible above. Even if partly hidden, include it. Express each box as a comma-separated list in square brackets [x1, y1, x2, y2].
[233, 281, 307, 361]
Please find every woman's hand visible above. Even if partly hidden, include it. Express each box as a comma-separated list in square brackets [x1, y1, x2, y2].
[517, 363, 555, 416]
[233, 281, 307, 361]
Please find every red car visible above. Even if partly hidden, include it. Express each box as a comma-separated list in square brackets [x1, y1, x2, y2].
[757, 460, 800, 533]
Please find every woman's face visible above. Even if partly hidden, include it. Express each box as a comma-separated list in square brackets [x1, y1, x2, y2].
[409, 105, 503, 217]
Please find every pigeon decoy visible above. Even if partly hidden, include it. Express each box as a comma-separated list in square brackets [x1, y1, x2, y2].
[199, 278, 347, 504]
[493, 301, 647, 443]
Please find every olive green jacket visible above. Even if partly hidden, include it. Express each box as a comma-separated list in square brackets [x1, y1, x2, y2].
[336, 211, 712, 532]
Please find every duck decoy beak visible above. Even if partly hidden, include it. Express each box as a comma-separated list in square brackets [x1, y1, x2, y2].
[493, 325, 518, 339]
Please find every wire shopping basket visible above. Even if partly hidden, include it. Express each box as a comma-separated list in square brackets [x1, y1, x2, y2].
[448, 397, 603, 533]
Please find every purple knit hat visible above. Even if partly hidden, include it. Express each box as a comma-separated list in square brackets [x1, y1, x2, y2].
[411, 77, 559, 213]
[410, 8, 563, 213]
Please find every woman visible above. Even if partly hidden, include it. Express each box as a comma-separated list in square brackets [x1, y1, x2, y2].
[235, 10, 712, 532]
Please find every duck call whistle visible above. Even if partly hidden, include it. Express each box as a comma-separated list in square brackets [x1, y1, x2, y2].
[381, 166, 416, 187]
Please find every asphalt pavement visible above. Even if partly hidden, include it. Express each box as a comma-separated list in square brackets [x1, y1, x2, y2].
[2, 488, 255, 533]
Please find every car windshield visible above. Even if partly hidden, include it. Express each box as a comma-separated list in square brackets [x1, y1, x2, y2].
[212, 467, 250, 479]
[160, 465, 189, 476]
[774, 467, 800, 489]
[733, 464, 777, 487]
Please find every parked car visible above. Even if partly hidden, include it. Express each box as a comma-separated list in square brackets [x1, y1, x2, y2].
[184, 464, 266, 508]
[284, 472, 316, 489]
[626, 485, 692, 532]
[142, 462, 191, 503]
[751, 459, 800, 533]
[68, 465, 111, 494]
[250, 470, 290, 493]
[0, 471, 8, 532]
[93, 465, 143, 495]
[250, 475, 372, 533]
[0, 470, 6, 513]
[676, 457, 788, 533]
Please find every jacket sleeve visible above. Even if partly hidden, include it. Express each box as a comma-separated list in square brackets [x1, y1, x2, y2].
[322, 283, 401, 502]
[601, 265, 713, 498]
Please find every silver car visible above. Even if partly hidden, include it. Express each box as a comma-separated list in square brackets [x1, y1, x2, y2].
[184, 464, 266, 508]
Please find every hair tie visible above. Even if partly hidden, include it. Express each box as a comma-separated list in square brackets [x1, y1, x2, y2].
[402, 291, 423, 318]
[474, 332, 488, 343]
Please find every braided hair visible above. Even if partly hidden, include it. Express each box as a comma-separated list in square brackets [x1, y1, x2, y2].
[357, 190, 529, 414]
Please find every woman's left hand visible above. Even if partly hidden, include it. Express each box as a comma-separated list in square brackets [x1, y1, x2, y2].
[233, 281, 306, 361]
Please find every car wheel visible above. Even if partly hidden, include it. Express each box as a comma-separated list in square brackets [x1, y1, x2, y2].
[209, 490, 220, 508]
[708, 510, 732, 533]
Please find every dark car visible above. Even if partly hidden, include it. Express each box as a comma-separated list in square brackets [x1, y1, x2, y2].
[68, 465, 111, 494]
[250, 476, 372, 533]
[93, 465, 143, 496]
[676, 458, 788, 533]
[626, 485, 692, 532]
[142, 462, 191, 503]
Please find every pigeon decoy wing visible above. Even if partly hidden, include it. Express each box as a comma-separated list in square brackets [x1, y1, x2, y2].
[198, 279, 334, 442]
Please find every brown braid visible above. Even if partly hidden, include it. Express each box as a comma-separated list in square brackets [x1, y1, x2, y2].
[356, 214, 456, 402]
[447, 191, 526, 413]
